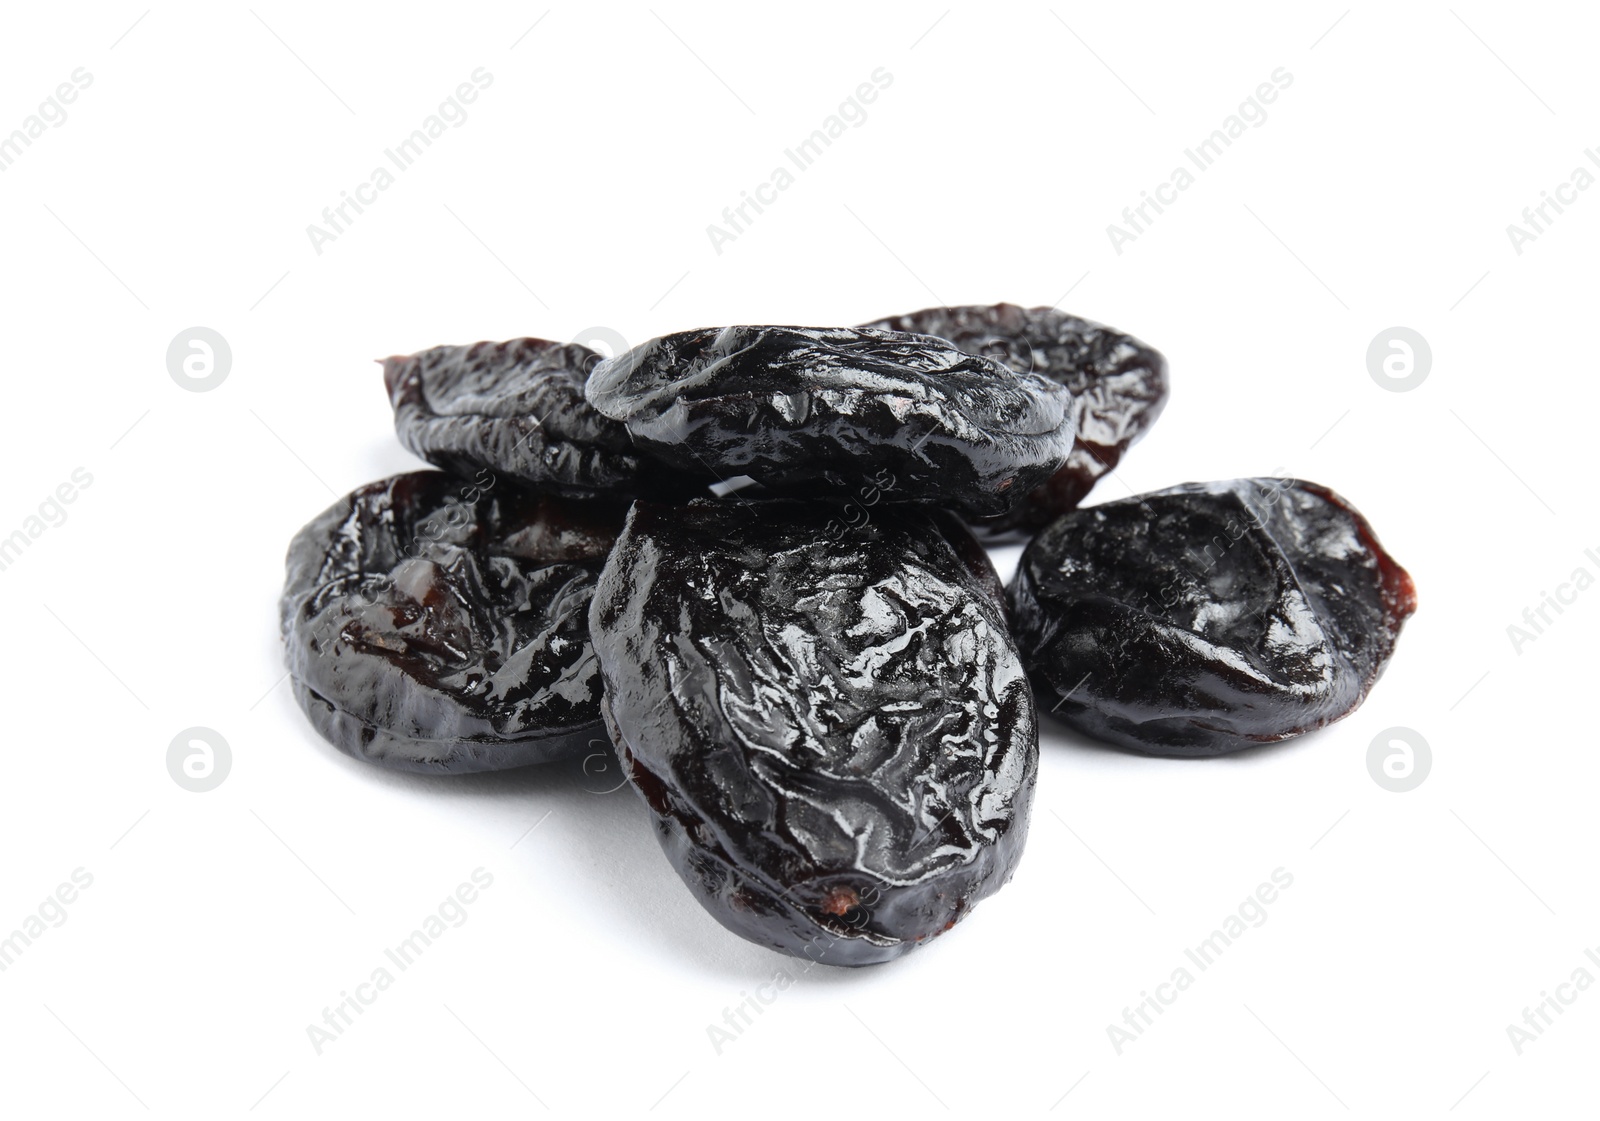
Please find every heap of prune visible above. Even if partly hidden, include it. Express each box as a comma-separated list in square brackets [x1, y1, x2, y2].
[589, 500, 1036, 965]
[1008, 479, 1416, 755]
[278, 305, 1415, 968]
[861, 304, 1168, 537]
[280, 471, 624, 773]
[584, 326, 1077, 517]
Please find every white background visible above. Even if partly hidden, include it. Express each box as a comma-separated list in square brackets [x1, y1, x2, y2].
[0, 2, 1592, 1117]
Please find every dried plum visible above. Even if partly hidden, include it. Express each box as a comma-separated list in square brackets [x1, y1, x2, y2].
[384, 338, 698, 500]
[583, 326, 1075, 517]
[281, 470, 625, 774]
[1008, 479, 1415, 756]
[589, 499, 1038, 965]
[862, 304, 1168, 538]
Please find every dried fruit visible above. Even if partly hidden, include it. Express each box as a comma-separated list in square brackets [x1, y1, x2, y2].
[280, 471, 625, 773]
[589, 499, 1038, 965]
[583, 326, 1076, 517]
[1008, 479, 1415, 756]
[384, 338, 698, 500]
[862, 304, 1168, 537]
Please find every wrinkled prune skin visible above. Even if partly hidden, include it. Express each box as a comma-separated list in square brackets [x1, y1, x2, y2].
[862, 304, 1168, 539]
[1009, 479, 1416, 756]
[584, 326, 1075, 517]
[383, 338, 699, 500]
[281, 471, 625, 774]
[590, 499, 1038, 966]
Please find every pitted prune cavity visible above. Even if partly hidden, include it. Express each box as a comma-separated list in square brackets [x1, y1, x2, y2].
[862, 304, 1168, 537]
[384, 338, 696, 500]
[589, 499, 1038, 966]
[1008, 479, 1415, 756]
[280, 471, 625, 773]
[583, 326, 1076, 517]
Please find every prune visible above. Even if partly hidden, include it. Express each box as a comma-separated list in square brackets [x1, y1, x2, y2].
[583, 326, 1076, 517]
[862, 304, 1168, 538]
[1008, 479, 1415, 756]
[280, 470, 625, 774]
[384, 338, 698, 500]
[589, 499, 1038, 966]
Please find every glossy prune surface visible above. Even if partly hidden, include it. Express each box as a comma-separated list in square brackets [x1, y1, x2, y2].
[1009, 479, 1415, 756]
[384, 338, 696, 499]
[862, 304, 1168, 538]
[589, 499, 1038, 966]
[280, 471, 625, 773]
[583, 326, 1076, 517]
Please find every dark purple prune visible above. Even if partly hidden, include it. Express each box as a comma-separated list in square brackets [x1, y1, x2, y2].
[862, 304, 1168, 539]
[583, 326, 1076, 517]
[1008, 479, 1416, 756]
[280, 470, 625, 774]
[383, 338, 699, 500]
[589, 499, 1038, 966]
